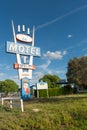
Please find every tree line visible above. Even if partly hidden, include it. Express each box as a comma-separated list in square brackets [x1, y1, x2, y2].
[0, 56, 87, 94]
[66, 56, 87, 89]
[0, 79, 18, 94]
[40, 56, 87, 90]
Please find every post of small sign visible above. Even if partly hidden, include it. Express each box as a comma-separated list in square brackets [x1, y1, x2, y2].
[6, 21, 41, 101]
[36, 81, 49, 98]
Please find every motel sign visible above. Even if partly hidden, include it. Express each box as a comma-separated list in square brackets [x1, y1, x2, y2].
[6, 21, 41, 100]
[6, 41, 40, 56]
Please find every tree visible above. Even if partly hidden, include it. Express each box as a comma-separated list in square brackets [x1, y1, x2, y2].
[0, 79, 18, 94]
[66, 56, 87, 88]
[39, 74, 60, 88]
[0, 81, 5, 92]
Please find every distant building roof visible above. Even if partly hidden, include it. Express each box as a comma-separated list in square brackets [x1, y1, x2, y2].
[57, 79, 73, 84]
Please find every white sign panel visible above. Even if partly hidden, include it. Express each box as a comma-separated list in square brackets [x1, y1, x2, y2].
[6, 41, 40, 56]
[14, 63, 36, 70]
[21, 72, 31, 79]
[37, 81, 48, 90]
[19, 64, 36, 70]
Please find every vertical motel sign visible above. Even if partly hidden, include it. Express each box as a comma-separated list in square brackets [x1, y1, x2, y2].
[6, 21, 41, 100]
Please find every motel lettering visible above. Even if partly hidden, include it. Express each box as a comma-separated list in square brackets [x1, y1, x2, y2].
[6, 41, 40, 56]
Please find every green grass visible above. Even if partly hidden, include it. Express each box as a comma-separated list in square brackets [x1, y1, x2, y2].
[0, 94, 87, 130]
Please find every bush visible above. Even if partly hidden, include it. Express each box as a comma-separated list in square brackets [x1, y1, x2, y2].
[39, 90, 48, 97]
[48, 88, 63, 97]
[62, 85, 73, 94]
[34, 86, 73, 98]
[34, 88, 63, 98]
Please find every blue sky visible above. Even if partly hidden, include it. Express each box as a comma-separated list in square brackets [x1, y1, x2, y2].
[0, 0, 87, 86]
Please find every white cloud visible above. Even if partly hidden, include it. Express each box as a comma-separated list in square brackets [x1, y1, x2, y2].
[31, 71, 44, 85]
[0, 73, 7, 81]
[62, 50, 67, 55]
[34, 71, 44, 79]
[67, 34, 73, 38]
[38, 60, 51, 70]
[0, 64, 12, 71]
[55, 70, 66, 74]
[9, 75, 18, 80]
[82, 48, 87, 51]
[5, 65, 12, 70]
[43, 51, 67, 60]
[0, 73, 6, 77]
[9, 75, 20, 86]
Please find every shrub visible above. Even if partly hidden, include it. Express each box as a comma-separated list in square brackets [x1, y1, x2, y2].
[34, 88, 63, 97]
[48, 88, 63, 97]
[34, 86, 73, 98]
[62, 85, 73, 94]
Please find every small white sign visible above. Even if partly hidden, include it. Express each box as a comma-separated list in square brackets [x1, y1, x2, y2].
[37, 81, 48, 90]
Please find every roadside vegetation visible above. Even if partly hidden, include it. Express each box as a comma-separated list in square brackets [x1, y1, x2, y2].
[0, 56, 87, 129]
[0, 79, 18, 95]
[0, 94, 87, 130]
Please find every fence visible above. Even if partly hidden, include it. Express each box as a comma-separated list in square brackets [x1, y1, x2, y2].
[1, 97, 24, 112]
